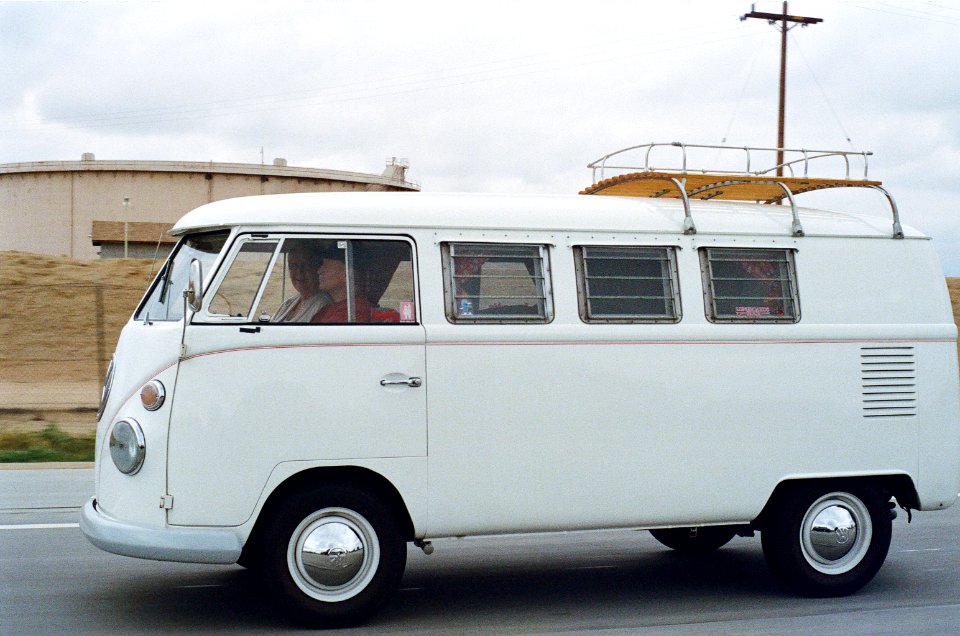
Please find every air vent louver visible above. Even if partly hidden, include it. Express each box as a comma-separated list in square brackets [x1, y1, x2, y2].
[861, 346, 916, 418]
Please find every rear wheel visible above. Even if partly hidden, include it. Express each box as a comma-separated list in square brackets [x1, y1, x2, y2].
[761, 484, 892, 597]
[649, 526, 737, 553]
[260, 485, 406, 628]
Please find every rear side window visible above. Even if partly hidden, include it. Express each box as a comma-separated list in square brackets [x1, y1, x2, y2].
[575, 246, 681, 323]
[442, 242, 553, 323]
[700, 247, 799, 323]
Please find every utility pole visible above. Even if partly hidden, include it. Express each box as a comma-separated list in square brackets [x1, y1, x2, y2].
[741, 2, 822, 176]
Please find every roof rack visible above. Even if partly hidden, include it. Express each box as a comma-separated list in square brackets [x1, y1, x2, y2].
[581, 142, 902, 239]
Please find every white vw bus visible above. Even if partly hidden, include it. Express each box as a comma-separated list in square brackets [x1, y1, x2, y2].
[82, 144, 960, 627]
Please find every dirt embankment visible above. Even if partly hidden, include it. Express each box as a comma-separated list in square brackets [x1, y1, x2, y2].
[0, 251, 157, 429]
[2, 251, 960, 433]
[950, 280, 960, 325]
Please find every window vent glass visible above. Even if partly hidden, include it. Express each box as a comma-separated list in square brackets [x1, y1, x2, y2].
[701, 247, 799, 323]
[208, 240, 278, 318]
[443, 242, 552, 322]
[576, 246, 680, 322]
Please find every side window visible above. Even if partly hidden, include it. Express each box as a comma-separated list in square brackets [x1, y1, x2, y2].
[700, 247, 799, 323]
[575, 246, 680, 323]
[202, 236, 417, 324]
[372, 242, 417, 323]
[258, 238, 328, 323]
[247, 237, 417, 325]
[442, 242, 553, 323]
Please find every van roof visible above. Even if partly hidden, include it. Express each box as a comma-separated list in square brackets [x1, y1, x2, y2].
[171, 191, 924, 240]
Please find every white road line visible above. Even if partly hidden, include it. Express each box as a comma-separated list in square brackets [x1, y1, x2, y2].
[0, 523, 80, 530]
[1, 507, 79, 514]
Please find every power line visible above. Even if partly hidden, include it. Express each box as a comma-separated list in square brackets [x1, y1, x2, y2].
[840, 0, 960, 24]
[789, 31, 857, 149]
[1, 24, 756, 135]
[720, 32, 770, 144]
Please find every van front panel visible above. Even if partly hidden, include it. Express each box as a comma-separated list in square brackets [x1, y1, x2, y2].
[94, 320, 183, 527]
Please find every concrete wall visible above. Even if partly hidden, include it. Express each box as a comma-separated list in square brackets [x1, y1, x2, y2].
[0, 159, 418, 259]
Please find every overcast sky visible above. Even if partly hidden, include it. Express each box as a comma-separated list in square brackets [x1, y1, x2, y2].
[3, 0, 960, 272]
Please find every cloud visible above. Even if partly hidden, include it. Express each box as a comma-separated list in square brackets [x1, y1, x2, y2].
[2, 0, 960, 270]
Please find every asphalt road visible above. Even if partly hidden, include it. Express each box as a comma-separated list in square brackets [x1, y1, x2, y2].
[3, 468, 960, 634]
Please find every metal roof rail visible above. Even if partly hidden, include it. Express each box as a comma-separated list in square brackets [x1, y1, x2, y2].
[587, 142, 872, 182]
[582, 142, 902, 239]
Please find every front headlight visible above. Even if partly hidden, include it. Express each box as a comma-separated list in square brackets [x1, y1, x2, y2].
[109, 419, 146, 475]
[97, 358, 116, 422]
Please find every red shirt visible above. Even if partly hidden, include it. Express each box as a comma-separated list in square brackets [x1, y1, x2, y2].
[311, 297, 373, 324]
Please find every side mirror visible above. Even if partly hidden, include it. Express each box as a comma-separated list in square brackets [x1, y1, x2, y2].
[185, 259, 203, 313]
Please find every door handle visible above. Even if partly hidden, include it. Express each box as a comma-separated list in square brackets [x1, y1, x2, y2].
[380, 377, 422, 388]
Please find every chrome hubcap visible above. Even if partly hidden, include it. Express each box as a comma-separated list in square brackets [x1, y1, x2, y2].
[301, 521, 365, 587]
[809, 505, 858, 561]
[288, 507, 379, 601]
[799, 492, 871, 575]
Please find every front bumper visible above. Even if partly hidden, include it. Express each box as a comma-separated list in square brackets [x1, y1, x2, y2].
[80, 497, 243, 564]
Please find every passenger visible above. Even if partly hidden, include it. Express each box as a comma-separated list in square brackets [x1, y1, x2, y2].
[272, 242, 331, 322]
[739, 258, 785, 316]
[310, 247, 373, 323]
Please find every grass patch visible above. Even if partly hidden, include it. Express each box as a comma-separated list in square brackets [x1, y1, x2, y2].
[0, 424, 95, 463]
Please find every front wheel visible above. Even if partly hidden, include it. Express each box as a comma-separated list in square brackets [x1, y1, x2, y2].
[761, 484, 892, 597]
[260, 485, 406, 628]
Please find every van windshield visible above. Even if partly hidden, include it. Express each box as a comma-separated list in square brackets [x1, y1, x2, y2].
[135, 230, 230, 322]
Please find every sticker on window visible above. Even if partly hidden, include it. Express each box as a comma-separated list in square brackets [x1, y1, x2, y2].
[735, 306, 771, 318]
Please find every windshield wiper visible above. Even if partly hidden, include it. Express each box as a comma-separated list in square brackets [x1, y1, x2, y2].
[157, 262, 172, 304]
